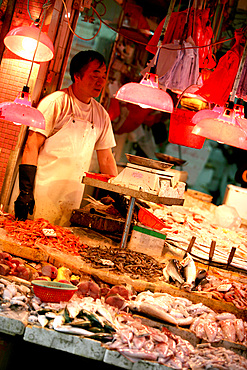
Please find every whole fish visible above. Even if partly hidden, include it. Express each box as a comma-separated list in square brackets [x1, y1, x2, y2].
[70, 319, 91, 328]
[180, 254, 196, 290]
[129, 301, 178, 325]
[78, 308, 105, 328]
[163, 259, 185, 284]
[54, 325, 95, 336]
[194, 269, 207, 288]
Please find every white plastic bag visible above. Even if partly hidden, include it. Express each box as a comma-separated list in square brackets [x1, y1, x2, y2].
[214, 204, 241, 229]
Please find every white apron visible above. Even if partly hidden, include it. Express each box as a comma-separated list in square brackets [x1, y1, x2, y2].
[34, 99, 96, 227]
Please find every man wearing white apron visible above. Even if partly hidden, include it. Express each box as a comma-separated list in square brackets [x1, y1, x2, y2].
[14, 50, 118, 226]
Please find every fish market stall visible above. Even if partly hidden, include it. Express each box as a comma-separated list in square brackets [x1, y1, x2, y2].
[0, 153, 247, 369]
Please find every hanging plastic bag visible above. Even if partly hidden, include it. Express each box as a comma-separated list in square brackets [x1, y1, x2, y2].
[158, 40, 200, 92]
[168, 108, 205, 149]
[146, 8, 215, 70]
[197, 33, 244, 106]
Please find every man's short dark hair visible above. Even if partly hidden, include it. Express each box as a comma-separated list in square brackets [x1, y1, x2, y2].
[70, 50, 106, 82]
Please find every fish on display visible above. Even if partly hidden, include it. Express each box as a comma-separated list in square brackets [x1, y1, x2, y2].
[194, 269, 207, 288]
[180, 253, 197, 291]
[163, 254, 199, 291]
[163, 259, 185, 285]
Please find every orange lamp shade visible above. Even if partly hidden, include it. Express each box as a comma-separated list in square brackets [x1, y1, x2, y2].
[4, 26, 54, 62]
[115, 73, 174, 113]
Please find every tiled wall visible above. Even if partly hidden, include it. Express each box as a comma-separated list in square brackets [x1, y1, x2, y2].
[0, 0, 47, 200]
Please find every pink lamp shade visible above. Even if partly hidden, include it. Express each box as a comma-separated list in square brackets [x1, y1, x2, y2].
[115, 73, 174, 113]
[0, 89, 45, 129]
[4, 26, 54, 62]
[192, 104, 247, 149]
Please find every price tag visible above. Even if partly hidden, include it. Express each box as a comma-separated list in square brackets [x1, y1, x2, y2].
[42, 228, 57, 237]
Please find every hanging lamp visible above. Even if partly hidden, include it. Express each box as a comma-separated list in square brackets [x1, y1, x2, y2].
[192, 102, 247, 149]
[114, 0, 176, 114]
[115, 71, 174, 113]
[0, 3, 53, 129]
[0, 85, 45, 128]
[192, 39, 247, 150]
[4, 25, 54, 62]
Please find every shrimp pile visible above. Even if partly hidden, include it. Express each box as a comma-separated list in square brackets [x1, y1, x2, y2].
[0, 215, 87, 255]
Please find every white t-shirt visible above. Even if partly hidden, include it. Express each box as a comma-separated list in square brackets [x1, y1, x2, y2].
[31, 85, 116, 151]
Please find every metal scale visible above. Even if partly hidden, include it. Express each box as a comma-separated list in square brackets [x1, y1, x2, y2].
[109, 162, 179, 194]
[82, 154, 184, 249]
[109, 154, 177, 194]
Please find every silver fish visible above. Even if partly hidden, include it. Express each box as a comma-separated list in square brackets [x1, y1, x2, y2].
[54, 325, 95, 336]
[130, 301, 178, 325]
[180, 254, 196, 290]
[163, 259, 185, 284]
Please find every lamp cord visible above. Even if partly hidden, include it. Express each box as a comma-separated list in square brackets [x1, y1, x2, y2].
[25, 1, 52, 88]
[61, 0, 102, 41]
[61, 0, 235, 51]
[152, 0, 176, 73]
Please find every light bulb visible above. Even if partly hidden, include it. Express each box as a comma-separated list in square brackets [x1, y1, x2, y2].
[22, 37, 37, 55]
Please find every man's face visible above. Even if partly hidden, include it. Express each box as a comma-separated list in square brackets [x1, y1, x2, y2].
[75, 60, 107, 102]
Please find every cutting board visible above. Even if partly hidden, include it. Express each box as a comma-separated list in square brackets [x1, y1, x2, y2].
[70, 208, 128, 234]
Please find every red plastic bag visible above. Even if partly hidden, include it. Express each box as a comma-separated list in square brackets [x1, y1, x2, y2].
[197, 44, 243, 106]
[146, 8, 215, 69]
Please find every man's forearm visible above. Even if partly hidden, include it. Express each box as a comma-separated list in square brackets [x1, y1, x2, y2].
[21, 131, 46, 165]
[97, 148, 118, 176]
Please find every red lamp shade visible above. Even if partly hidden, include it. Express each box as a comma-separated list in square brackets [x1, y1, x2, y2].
[168, 109, 205, 149]
[115, 73, 174, 113]
[4, 26, 54, 62]
[192, 104, 247, 149]
[0, 88, 45, 129]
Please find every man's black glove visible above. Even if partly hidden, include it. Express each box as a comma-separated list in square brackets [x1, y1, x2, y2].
[14, 164, 37, 221]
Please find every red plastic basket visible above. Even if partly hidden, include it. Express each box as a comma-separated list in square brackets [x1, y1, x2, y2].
[84, 172, 114, 182]
[32, 280, 78, 303]
[169, 109, 205, 149]
[138, 207, 169, 231]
